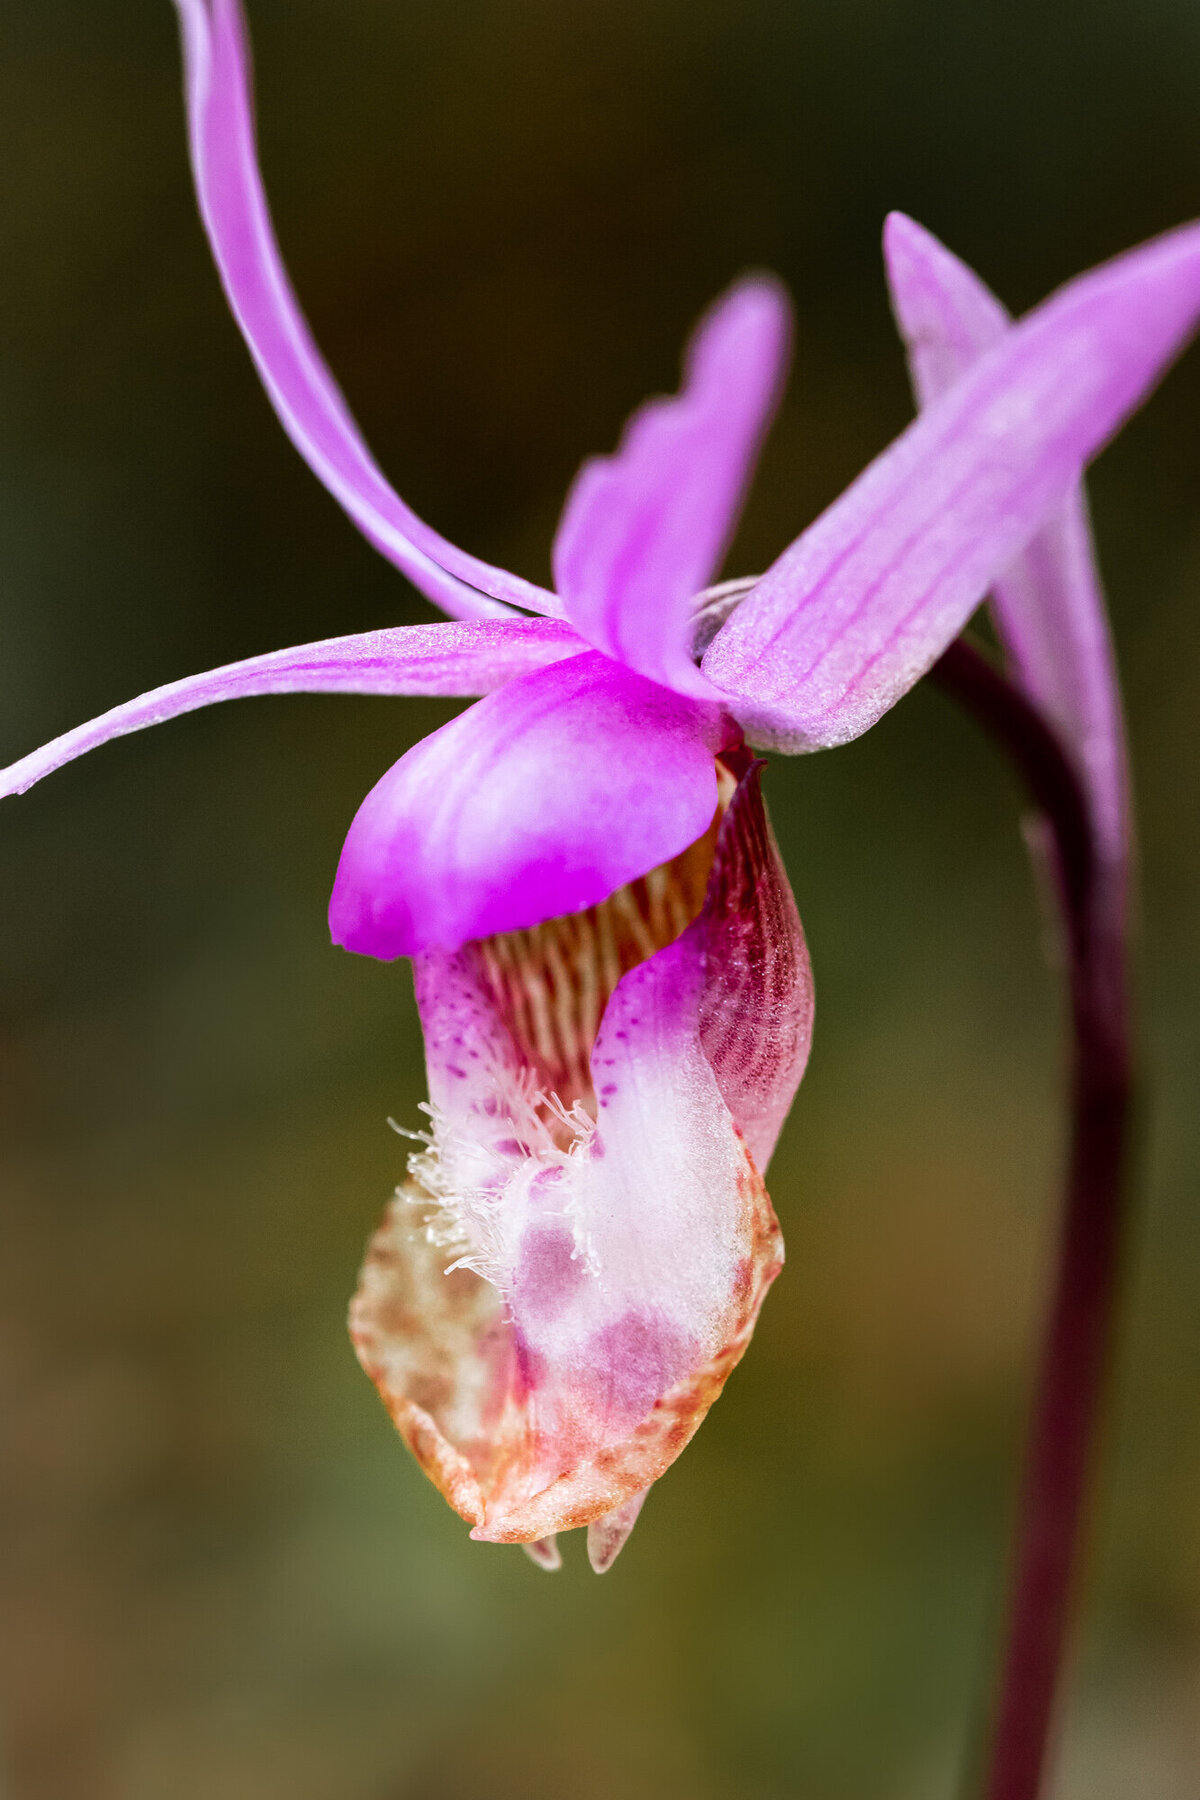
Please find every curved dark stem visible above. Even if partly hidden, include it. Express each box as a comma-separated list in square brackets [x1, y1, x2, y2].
[928, 638, 1134, 1800]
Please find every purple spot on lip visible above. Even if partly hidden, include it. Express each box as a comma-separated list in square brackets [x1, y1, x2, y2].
[513, 1226, 586, 1325]
[584, 1308, 691, 1430]
[512, 1327, 547, 1395]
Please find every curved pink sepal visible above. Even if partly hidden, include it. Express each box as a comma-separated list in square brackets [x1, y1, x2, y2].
[348, 765, 810, 1546]
[704, 215, 1200, 751]
[329, 650, 730, 958]
[0, 618, 585, 799]
[552, 276, 791, 698]
[883, 211, 1128, 894]
[172, 0, 561, 621]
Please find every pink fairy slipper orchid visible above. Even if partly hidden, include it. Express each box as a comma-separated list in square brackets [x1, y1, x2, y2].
[4, 0, 1200, 1565]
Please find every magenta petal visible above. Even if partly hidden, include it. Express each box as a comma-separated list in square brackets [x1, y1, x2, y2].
[329, 651, 730, 958]
[703, 216, 1200, 750]
[172, 0, 561, 622]
[884, 212, 1128, 889]
[0, 619, 584, 799]
[552, 277, 791, 696]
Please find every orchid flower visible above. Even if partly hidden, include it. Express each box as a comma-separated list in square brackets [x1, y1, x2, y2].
[5, 0, 1200, 1575]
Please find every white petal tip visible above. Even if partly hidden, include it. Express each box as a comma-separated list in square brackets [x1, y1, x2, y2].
[586, 1489, 649, 1573]
[522, 1535, 562, 1572]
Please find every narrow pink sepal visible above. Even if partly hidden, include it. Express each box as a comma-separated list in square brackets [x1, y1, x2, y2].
[328, 650, 729, 958]
[703, 216, 1200, 751]
[171, 0, 561, 622]
[0, 618, 584, 799]
[884, 212, 1129, 889]
[349, 766, 806, 1546]
[552, 276, 791, 698]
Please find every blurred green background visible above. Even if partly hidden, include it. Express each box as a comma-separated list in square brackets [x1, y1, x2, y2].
[2, 1, 1200, 1796]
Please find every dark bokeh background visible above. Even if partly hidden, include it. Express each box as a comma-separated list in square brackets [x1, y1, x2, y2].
[2, 2, 1200, 1795]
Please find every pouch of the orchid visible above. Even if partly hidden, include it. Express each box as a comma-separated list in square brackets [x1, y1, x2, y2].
[350, 756, 813, 1570]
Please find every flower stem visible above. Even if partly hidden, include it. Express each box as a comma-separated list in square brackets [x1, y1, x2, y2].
[929, 638, 1134, 1800]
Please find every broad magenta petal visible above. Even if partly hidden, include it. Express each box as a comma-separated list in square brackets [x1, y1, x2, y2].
[328, 651, 729, 958]
[0, 618, 585, 798]
[703, 215, 1200, 749]
[552, 276, 791, 696]
[172, 0, 561, 622]
[884, 212, 1129, 892]
[349, 762, 809, 1547]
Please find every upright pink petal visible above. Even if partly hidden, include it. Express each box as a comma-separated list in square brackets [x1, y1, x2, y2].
[349, 761, 811, 1549]
[0, 618, 584, 799]
[884, 212, 1128, 894]
[703, 217, 1200, 751]
[172, 0, 561, 622]
[328, 650, 733, 959]
[552, 277, 791, 696]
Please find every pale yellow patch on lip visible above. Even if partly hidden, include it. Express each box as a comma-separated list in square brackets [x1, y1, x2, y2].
[468, 760, 736, 1120]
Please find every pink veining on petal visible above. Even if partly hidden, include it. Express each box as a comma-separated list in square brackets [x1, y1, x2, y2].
[0, 618, 585, 799]
[883, 211, 1129, 902]
[704, 215, 1200, 752]
[695, 759, 814, 1170]
[329, 650, 731, 958]
[172, 0, 561, 622]
[349, 760, 809, 1548]
[552, 276, 791, 698]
